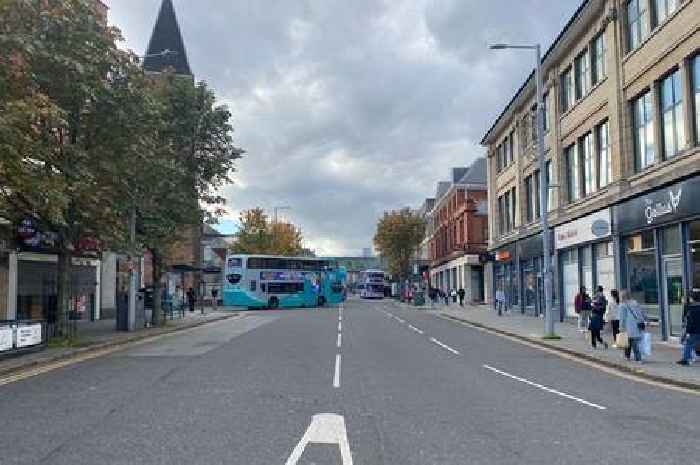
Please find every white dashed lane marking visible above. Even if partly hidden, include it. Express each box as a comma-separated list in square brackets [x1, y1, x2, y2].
[429, 337, 461, 355]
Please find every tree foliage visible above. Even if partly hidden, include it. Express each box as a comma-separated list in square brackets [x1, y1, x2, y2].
[231, 208, 305, 256]
[373, 208, 425, 279]
[0, 0, 242, 332]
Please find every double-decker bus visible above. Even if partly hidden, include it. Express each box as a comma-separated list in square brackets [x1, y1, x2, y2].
[359, 269, 386, 299]
[320, 266, 347, 306]
[223, 255, 345, 309]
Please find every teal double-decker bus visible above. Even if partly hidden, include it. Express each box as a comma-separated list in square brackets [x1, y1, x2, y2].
[223, 254, 346, 309]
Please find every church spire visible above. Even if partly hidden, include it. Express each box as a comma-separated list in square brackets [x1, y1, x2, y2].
[143, 0, 192, 76]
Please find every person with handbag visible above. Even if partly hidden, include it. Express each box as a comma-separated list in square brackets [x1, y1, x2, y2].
[619, 289, 646, 363]
[589, 285, 608, 349]
[575, 287, 592, 332]
[677, 289, 700, 366]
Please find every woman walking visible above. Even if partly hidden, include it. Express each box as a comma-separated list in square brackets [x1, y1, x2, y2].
[619, 289, 647, 363]
[575, 287, 592, 332]
[608, 289, 621, 347]
[590, 285, 608, 349]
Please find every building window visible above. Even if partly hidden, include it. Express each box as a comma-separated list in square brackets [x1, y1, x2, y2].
[627, 0, 648, 51]
[653, 0, 678, 27]
[525, 176, 533, 223]
[496, 144, 503, 172]
[596, 121, 611, 188]
[591, 32, 606, 85]
[575, 49, 591, 100]
[582, 132, 595, 196]
[530, 106, 537, 143]
[545, 160, 554, 212]
[561, 67, 574, 112]
[542, 92, 549, 133]
[509, 130, 515, 163]
[504, 135, 511, 167]
[633, 91, 655, 171]
[565, 144, 579, 202]
[660, 70, 685, 158]
[694, 56, 700, 144]
[510, 187, 517, 231]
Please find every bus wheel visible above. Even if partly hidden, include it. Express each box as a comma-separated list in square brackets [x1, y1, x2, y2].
[268, 297, 279, 309]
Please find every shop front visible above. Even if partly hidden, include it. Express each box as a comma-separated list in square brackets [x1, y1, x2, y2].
[493, 244, 518, 311]
[554, 208, 614, 319]
[615, 175, 700, 340]
[517, 232, 555, 317]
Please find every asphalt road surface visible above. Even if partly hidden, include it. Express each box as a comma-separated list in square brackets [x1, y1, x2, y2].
[1, 297, 699, 465]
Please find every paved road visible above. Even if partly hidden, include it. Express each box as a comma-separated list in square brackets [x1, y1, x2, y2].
[1, 298, 699, 465]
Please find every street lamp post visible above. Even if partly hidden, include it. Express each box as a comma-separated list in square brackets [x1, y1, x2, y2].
[489, 43, 556, 337]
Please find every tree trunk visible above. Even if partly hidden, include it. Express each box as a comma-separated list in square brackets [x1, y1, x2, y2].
[56, 248, 73, 338]
[151, 249, 162, 327]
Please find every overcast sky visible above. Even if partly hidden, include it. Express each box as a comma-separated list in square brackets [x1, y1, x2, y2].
[104, 0, 580, 256]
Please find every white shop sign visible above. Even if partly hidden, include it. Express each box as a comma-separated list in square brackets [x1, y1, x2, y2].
[555, 209, 612, 250]
[0, 326, 13, 352]
[16, 323, 42, 348]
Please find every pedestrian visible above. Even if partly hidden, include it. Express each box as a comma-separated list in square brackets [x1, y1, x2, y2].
[443, 290, 449, 306]
[608, 289, 621, 347]
[575, 286, 592, 332]
[495, 288, 504, 316]
[450, 289, 457, 304]
[211, 287, 219, 310]
[619, 289, 646, 363]
[677, 289, 700, 366]
[590, 285, 608, 349]
[186, 287, 196, 313]
[457, 288, 465, 306]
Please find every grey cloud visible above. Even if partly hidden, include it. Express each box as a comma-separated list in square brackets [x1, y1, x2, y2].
[105, 0, 579, 255]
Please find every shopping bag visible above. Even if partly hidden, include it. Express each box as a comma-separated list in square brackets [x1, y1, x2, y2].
[615, 332, 629, 349]
[640, 332, 652, 358]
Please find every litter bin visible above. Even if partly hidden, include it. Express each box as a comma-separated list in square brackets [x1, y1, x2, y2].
[413, 291, 425, 306]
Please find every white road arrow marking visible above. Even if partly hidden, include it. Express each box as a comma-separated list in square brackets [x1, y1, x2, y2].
[285, 413, 353, 465]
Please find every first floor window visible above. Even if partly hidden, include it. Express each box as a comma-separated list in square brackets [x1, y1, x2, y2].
[545, 160, 554, 212]
[660, 70, 685, 158]
[561, 67, 574, 112]
[627, 0, 649, 51]
[582, 132, 595, 196]
[596, 121, 611, 188]
[510, 187, 517, 231]
[525, 176, 533, 223]
[565, 144, 579, 202]
[591, 31, 607, 85]
[695, 55, 700, 142]
[633, 91, 655, 170]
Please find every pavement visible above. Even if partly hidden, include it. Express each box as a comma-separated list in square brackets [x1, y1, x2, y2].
[1, 297, 699, 464]
[0, 308, 239, 377]
[426, 301, 700, 389]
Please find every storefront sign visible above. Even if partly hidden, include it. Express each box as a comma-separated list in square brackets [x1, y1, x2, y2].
[495, 250, 512, 262]
[16, 324, 42, 348]
[517, 231, 554, 260]
[0, 326, 12, 352]
[616, 176, 700, 234]
[555, 209, 612, 250]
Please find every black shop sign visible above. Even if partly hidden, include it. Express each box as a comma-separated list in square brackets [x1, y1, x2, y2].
[615, 176, 700, 234]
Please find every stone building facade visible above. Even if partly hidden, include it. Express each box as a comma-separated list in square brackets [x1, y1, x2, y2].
[482, 0, 700, 340]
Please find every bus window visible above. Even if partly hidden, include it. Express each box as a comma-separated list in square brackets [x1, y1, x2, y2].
[250, 280, 257, 292]
[267, 282, 304, 294]
[227, 257, 242, 268]
[261, 283, 266, 293]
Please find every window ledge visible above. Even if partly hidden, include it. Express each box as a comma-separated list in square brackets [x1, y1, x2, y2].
[559, 77, 608, 121]
[627, 144, 700, 183]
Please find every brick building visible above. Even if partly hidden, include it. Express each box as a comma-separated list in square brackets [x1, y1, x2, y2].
[482, 0, 699, 340]
[427, 158, 489, 302]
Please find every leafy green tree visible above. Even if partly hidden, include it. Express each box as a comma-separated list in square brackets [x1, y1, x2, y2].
[373, 208, 425, 280]
[0, 0, 145, 335]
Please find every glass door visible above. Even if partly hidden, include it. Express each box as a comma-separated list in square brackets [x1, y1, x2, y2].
[663, 258, 684, 337]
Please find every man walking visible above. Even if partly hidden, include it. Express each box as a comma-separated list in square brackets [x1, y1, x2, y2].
[186, 287, 196, 313]
[457, 288, 465, 306]
[678, 289, 700, 365]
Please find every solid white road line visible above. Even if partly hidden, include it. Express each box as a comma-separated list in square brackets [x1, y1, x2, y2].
[333, 354, 342, 388]
[407, 324, 424, 335]
[429, 337, 461, 355]
[338, 321, 342, 332]
[285, 414, 353, 465]
[483, 364, 607, 410]
[337, 333, 342, 348]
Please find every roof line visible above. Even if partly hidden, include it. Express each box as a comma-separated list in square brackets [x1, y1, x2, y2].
[479, 0, 591, 146]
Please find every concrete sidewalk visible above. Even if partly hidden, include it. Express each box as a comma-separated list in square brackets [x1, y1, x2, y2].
[422, 302, 700, 390]
[0, 308, 240, 377]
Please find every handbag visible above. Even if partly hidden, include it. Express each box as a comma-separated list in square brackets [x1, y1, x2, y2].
[616, 332, 629, 349]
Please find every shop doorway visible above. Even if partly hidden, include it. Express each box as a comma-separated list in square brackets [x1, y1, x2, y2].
[662, 257, 684, 337]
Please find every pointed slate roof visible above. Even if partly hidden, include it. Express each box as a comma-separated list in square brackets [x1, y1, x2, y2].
[143, 0, 192, 76]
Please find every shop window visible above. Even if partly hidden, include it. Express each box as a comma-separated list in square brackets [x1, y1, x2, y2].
[661, 225, 681, 255]
[561, 249, 580, 317]
[626, 231, 659, 320]
[595, 242, 616, 296]
[690, 221, 700, 292]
